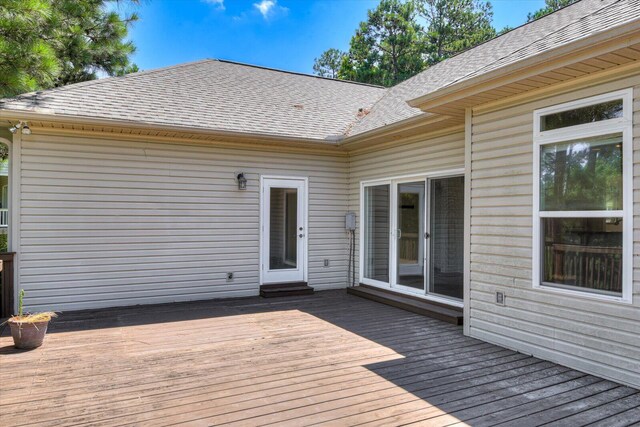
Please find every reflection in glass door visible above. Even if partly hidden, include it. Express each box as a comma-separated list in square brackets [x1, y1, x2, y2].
[270, 188, 298, 270]
[284, 190, 298, 266]
[363, 184, 390, 283]
[396, 182, 425, 291]
[429, 176, 464, 299]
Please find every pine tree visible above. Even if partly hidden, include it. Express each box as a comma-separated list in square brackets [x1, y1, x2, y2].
[0, 0, 139, 98]
[417, 0, 495, 66]
[527, 0, 577, 22]
[339, 0, 425, 87]
[327, 0, 495, 86]
[0, 0, 59, 97]
[313, 48, 346, 79]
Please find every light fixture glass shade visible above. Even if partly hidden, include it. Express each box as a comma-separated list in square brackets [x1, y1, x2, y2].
[237, 173, 247, 190]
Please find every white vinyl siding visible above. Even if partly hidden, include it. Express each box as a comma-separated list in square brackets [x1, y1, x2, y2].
[348, 131, 466, 284]
[469, 76, 640, 388]
[18, 134, 349, 311]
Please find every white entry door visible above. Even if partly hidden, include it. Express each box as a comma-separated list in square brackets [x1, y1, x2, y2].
[261, 177, 307, 284]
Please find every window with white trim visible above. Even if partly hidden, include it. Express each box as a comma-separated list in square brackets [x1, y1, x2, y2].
[533, 89, 633, 302]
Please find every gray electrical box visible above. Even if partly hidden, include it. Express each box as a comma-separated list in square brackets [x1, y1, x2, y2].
[345, 212, 356, 230]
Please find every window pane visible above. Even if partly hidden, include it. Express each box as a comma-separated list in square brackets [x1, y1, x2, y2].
[540, 99, 623, 131]
[364, 185, 390, 283]
[542, 217, 622, 296]
[0, 143, 8, 252]
[540, 133, 622, 211]
[284, 191, 297, 265]
[269, 188, 297, 270]
[429, 176, 464, 300]
[397, 181, 425, 291]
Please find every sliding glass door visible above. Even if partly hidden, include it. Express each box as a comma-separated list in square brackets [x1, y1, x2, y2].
[363, 184, 390, 284]
[428, 177, 464, 300]
[361, 175, 464, 303]
[395, 181, 426, 291]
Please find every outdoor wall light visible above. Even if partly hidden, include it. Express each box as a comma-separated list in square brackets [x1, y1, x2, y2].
[236, 172, 247, 190]
[9, 121, 31, 135]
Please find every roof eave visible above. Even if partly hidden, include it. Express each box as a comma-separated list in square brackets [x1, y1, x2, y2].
[0, 107, 464, 150]
[407, 19, 640, 111]
[0, 109, 343, 146]
[338, 112, 447, 146]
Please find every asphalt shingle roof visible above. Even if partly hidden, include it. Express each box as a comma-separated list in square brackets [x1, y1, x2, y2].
[348, 0, 640, 136]
[1, 0, 639, 141]
[0, 60, 386, 141]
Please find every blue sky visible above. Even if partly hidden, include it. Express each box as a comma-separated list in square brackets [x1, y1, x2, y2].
[124, 0, 547, 74]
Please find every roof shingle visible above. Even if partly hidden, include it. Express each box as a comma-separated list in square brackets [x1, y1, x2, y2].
[1, 0, 639, 141]
[347, 0, 640, 136]
[0, 60, 386, 141]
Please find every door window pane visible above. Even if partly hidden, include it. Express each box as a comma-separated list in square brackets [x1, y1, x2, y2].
[270, 188, 297, 270]
[284, 191, 297, 265]
[540, 99, 623, 131]
[0, 143, 8, 317]
[429, 177, 464, 300]
[396, 182, 425, 290]
[0, 142, 7, 252]
[542, 217, 622, 296]
[364, 185, 390, 283]
[540, 134, 622, 211]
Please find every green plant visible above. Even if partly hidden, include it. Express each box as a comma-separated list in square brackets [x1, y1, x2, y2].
[18, 289, 24, 317]
[7, 289, 56, 324]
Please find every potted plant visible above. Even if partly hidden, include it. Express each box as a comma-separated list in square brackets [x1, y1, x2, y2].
[6, 290, 56, 349]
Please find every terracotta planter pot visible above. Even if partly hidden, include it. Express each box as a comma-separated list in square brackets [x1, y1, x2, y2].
[8, 320, 50, 349]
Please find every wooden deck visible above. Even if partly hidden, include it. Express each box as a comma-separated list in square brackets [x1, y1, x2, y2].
[1, 290, 638, 426]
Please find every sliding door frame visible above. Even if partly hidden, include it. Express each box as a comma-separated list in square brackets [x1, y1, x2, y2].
[359, 168, 465, 307]
[391, 177, 428, 296]
[360, 179, 392, 288]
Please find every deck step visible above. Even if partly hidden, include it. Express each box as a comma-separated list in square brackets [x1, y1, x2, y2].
[347, 285, 463, 325]
[260, 282, 314, 298]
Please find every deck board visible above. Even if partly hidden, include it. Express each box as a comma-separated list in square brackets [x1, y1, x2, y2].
[1, 290, 638, 426]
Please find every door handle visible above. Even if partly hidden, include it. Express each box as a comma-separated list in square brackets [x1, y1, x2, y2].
[397, 229, 402, 239]
[299, 233, 305, 238]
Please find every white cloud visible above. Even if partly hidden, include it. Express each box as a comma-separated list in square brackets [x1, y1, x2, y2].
[253, 0, 288, 20]
[203, 0, 225, 11]
[254, 0, 274, 18]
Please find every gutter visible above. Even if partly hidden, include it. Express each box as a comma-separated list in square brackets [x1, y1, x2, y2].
[0, 109, 339, 147]
[336, 113, 455, 147]
[407, 19, 640, 111]
[0, 105, 456, 149]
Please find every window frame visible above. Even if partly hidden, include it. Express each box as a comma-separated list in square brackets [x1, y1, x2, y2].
[532, 88, 633, 304]
[360, 179, 393, 288]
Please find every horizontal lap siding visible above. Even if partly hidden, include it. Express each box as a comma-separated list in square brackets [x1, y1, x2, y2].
[19, 135, 349, 311]
[469, 75, 640, 388]
[348, 131, 465, 278]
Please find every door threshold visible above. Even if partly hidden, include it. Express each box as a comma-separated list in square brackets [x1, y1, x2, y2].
[260, 282, 314, 298]
[361, 283, 463, 308]
[347, 284, 462, 325]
